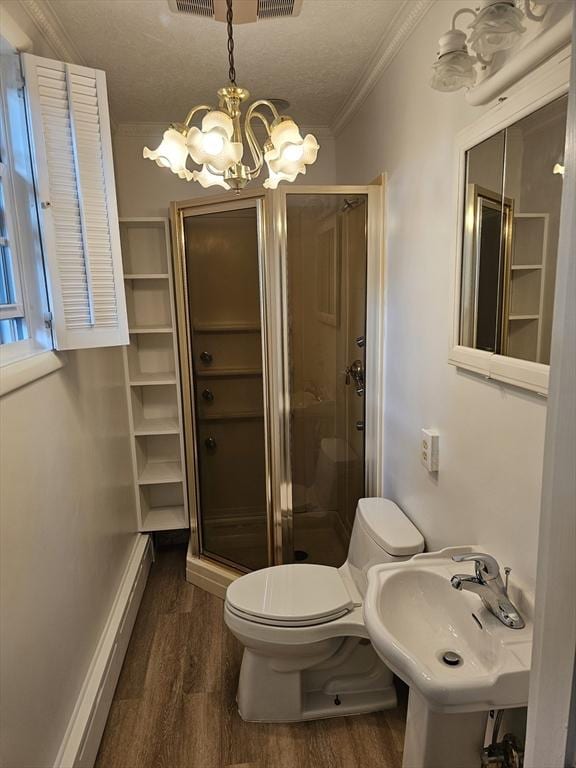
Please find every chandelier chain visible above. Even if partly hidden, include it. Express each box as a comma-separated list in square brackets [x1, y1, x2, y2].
[226, 0, 236, 85]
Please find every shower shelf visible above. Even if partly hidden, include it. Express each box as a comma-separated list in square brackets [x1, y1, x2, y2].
[196, 367, 263, 379]
[121, 217, 189, 533]
[193, 322, 261, 333]
[199, 410, 264, 421]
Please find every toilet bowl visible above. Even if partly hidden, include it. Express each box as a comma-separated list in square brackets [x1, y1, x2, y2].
[224, 497, 425, 722]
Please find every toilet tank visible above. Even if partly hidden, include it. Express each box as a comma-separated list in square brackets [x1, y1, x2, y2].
[345, 498, 425, 596]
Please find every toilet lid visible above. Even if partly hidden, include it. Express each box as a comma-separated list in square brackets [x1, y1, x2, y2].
[226, 564, 354, 625]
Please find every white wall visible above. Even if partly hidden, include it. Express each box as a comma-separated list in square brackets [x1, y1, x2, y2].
[113, 125, 336, 217]
[0, 7, 138, 766]
[336, 0, 553, 590]
[0, 350, 136, 768]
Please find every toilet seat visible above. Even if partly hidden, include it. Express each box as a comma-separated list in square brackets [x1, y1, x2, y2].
[226, 564, 355, 628]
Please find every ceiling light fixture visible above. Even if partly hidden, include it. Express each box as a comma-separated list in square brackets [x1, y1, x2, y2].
[144, 0, 318, 191]
[430, 0, 550, 93]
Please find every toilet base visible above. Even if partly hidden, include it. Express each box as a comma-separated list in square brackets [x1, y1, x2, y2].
[236, 637, 398, 723]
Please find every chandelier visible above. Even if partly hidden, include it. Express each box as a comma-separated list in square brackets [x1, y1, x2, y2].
[143, 0, 319, 191]
[430, 0, 552, 93]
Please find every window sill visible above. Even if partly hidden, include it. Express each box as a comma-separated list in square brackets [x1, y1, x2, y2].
[0, 350, 65, 397]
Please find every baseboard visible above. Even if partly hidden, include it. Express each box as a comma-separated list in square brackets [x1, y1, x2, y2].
[54, 534, 153, 768]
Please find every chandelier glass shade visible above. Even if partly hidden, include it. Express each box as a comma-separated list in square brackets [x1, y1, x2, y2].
[143, 0, 319, 191]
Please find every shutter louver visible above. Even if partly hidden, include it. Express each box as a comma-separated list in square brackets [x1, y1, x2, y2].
[22, 54, 128, 349]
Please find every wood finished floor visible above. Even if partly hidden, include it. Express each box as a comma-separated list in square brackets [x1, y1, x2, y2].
[95, 544, 407, 768]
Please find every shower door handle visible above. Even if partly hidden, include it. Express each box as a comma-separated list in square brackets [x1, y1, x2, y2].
[345, 359, 365, 396]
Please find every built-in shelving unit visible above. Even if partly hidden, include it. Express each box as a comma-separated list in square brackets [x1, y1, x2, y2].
[504, 213, 549, 363]
[120, 218, 189, 533]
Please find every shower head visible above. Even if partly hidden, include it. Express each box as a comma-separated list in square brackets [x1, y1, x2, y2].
[341, 198, 362, 212]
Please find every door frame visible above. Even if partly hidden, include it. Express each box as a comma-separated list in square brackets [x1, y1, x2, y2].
[170, 183, 386, 596]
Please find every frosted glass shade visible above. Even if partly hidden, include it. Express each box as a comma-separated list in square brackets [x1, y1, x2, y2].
[468, 2, 526, 59]
[192, 165, 231, 190]
[143, 128, 192, 181]
[186, 111, 243, 173]
[430, 50, 477, 92]
[263, 168, 299, 190]
[264, 119, 319, 186]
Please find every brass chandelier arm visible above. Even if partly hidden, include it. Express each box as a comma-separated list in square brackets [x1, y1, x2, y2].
[182, 104, 213, 129]
[244, 112, 267, 177]
[244, 100, 282, 177]
[246, 99, 282, 123]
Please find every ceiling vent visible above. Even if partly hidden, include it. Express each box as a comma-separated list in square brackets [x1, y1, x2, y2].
[167, 0, 302, 23]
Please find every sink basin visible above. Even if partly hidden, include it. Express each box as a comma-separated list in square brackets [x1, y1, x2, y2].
[364, 549, 533, 713]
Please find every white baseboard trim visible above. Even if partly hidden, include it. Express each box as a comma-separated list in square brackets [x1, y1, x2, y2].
[54, 534, 153, 768]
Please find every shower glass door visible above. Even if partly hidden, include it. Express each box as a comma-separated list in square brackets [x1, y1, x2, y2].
[285, 193, 368, 567]
[182, 200, 270, 572]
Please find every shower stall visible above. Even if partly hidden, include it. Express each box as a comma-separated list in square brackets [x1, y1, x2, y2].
[171, 186, 384, 592]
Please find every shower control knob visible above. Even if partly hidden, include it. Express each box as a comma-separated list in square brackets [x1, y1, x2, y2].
[200, 351, 213, 364]
[205, 437, 217, 450]
[202, 389, 214, 402]
[355, 421, 365, 432]
[356, 335, 365, 348]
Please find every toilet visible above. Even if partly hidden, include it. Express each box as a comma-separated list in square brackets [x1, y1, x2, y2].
[224, 497, 425, 723]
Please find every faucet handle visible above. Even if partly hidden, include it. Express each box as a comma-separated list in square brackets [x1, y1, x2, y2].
[452, 552, 501, 581]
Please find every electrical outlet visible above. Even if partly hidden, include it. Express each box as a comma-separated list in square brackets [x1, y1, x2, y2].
[421, 429, 439, 472]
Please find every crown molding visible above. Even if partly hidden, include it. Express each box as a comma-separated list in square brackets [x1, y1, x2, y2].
[331, 0, 434, 136]
[114, 121, 335, 140]
[18, 0, 85, 63]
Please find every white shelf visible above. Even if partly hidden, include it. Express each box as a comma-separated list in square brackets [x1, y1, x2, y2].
[124, 273, 170, 280]
[140, 505, 187, 532]
[138, 461, 182, 485]
[133, 416, 180, 435]
[129, 372, 176, 386]
[121, 217, 189, 533]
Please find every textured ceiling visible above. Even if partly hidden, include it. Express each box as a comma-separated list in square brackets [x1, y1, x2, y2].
[44, 0, 405, 126]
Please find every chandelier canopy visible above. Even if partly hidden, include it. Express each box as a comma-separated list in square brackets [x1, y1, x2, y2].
[144, 0, 319, 191]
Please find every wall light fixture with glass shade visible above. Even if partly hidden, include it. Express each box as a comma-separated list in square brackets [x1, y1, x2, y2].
[430, 0, 552, 93]
[143, 0, 318, 191]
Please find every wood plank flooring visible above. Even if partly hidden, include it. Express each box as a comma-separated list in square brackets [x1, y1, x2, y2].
[95, 544, 407, 768]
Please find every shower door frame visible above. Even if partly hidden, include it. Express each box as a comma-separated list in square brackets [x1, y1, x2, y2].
[272, 185, 386, 563]
[171, 183, 385, 595]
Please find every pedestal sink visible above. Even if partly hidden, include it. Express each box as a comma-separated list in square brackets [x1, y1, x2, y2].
[364, 548, 533, 768]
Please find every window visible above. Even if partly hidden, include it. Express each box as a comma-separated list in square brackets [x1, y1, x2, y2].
[0, 44, 51, 365]
[0, 42, 129, 379]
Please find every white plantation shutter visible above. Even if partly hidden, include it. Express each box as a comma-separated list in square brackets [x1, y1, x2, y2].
[21, 53, 128, 349]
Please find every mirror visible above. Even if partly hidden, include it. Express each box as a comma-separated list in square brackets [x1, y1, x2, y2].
[460, 95, 568, 365]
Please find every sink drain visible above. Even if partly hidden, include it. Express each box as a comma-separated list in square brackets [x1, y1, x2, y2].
[441, 651, 463, 667]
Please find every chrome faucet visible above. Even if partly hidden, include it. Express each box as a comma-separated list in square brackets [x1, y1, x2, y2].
[450, 553, 525, 630]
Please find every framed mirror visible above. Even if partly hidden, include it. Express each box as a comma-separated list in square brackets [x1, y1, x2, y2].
[450, 57, 569, 395]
